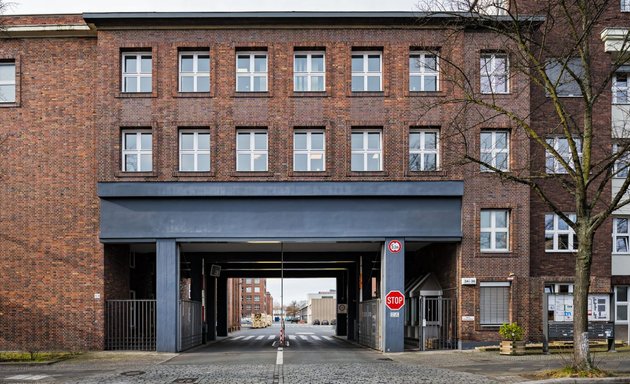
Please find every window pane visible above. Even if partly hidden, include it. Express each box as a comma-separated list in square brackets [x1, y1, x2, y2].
[410, 76, 421, 92]
[125, 154, 137, 172]
[616, 237, 629, 253]
[409, 55, 421, 71]
[480, 132, 492, 150]
[237, 133, 250, 150]
[294, 153, 308, 171]
[0, 85, 15, 103]
[480, 232, 491, 250]
[198, 56, 210, 72]
[0, 64, 14, 81]
[618, 287, 629, 302]
[558, 234, 569, 249]
[367, 55, 380, 72]
[124, 77, 137, 92]
[558, 217, 569, 230]
[409, 154, 421, 171]
[311, 76, 324, 91]
[237, 77, 250, 92]
[352, 76, 364, 92]
[141, 133, 152, 150]
[495, 232, 508, 249]
[351, 56, 363, 72]
[367, 133, 380, 150]
[480, 76, 491, 93]
[197, 76, 210, 92]
[181, 133, 194, 150]
[618, 305, 628, 321]
[311, 55, 324, 71]
[124, 133, 137, 150]
[496, 153, 508, 170]
[545, 233, 554, 250]
[311, 155, 324, 171]
[545, 214, 554, 230]
[351, 133, 363, 150]
[124, 56, 137, 73]
[181, 154, 194, 171]
[425, 55, 437, 71]
[140, 56, 152, 73]
[253, 76, 267, 92]
[295, 76, 307, 92]
[311, 133, 324, 150]
[237, 56, 250, 71]
[197, 154, 210, 171]
[409, 133, 421, 150]
[181, 76, 194, 92]
[480, 211, 491, 228]
[254, 56, 267, 72]
[425, 133, 437, 150]
[140, 154, 152, 171]
[139, 77, 152, 92]
[496, 132, 508, 149]
[495, 211, 507, 227]
[294, 55, 307, 72]
[253, 153, 267, 171]
[294, 133, 307, 150]
[367, 153, 381, 171]
[254, 133, 267, 150]
[181, 55, 194, 72]
[351, 153, 364, 171]
[424, 76, 437, 91]
[618, 218, 629, 234]
[367, 76, 380, 91]
[198, 133, 210, 150]
[237, 154, 251, 171]
[424, 154, 437, 171]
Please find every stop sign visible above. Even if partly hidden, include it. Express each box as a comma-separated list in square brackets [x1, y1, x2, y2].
[385, 290, 405, 311]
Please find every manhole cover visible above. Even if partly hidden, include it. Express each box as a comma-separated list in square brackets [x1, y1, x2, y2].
[120, 371, 145, 376]
[172, 379, 198, 384]
[377, 357, 393, 361]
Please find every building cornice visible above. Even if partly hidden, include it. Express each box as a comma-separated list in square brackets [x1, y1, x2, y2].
[0, 24, 95, 38]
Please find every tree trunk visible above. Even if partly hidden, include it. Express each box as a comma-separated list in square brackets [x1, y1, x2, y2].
[573, 224, 594, 371]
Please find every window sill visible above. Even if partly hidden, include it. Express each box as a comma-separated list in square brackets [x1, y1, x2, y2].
[232, 92, 271, 98]
[480, 92, 511, 97]
[0, 102, 19, 108]
[174, 92, 213, 98]
[173, 171, 216, 177]
[290, 171, 331, 177]
[116, 92, 157, 99]
[230, 171, 274, 177]
[347, 171, 389, 177]
[407, 91, 445, 97]
[545, 250, 577, 253]
[478, 251, 513, 258]
[406, 170, 447, 177]
[291, 92, 329, 98]
[479, 325, 501, 329]
[348, 91, 388, 97]
[114, 171, 158, 178]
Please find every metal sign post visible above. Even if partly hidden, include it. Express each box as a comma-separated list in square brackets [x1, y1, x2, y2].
[280, 242, 285, 347]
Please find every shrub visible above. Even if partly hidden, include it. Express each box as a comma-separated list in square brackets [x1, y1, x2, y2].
[499, 322, 524, 341]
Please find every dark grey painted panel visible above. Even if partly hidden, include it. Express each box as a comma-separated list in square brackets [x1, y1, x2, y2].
[156, 239, 179, 352]
[382, 238, 405, 353]
[97, 181, 463, 198]
[99, 197, 461, 240]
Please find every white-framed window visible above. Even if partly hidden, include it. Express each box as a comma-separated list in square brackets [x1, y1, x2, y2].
[121, 52, 152, 93]
[179, 51, 210, 92]
[545, 58, 584, 97]
[294, 130, 325, 171]
[614, 217, 630, 253]
[351, 51, 382, 92]
[351, 130, 382, 171]
[254, 304, 261, 311]
[294, 51, 325, 92]
[622, 0, 630, 12]
[480, 130, 509, 171]
[179, 130, 210, 172]
[479, 282, 510, 326]
[546, 137, 582, 174]
[480, 53, 508, 94]
[236, 52, 268, 92]
[409, 52, 438, 92]
[236, 130, 268, 171]
[545, 213, 578, 252]
[0, 61, 16, 103]
[246, 287, 252, 293]
[254, 295, 260, 302]
[615, 286, 629, 324]
[245, 278, 252, 284]
[254, 287, 261, 293]
[254, 278, 260, 284]
[614, 144, 630, 178]
[480, 209, 509, 252]
[409, 129, 439, 171]
[121, 130, 152, 172]
[613, 72, 630, 104]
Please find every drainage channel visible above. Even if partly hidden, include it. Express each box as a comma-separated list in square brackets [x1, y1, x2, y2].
[272, 347, 284, 384]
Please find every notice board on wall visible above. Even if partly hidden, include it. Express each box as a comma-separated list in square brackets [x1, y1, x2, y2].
[547, 294, 610, 322]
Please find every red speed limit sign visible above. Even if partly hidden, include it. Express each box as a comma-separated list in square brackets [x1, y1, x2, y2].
[388, 240, 402, 253]
[385, 290, 405, 311]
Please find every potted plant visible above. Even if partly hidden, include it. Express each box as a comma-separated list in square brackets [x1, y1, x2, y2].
[499, 322, 525, 355]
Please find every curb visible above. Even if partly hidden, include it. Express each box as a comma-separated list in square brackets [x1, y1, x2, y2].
[516, 377, 630, 384]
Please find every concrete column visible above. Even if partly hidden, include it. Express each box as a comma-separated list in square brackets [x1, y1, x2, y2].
[217, 276, 228, 337]
[190, 257, 202, 302]
[156, 239, 180, 352]
[336, 274, 347, 336]
[381, 238, 405, 353]
[205, 274, 217, 341]
[361, 255, 373, 301]
[348, 264, 358, 341]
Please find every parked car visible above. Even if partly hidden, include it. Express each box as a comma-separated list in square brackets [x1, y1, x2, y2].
[322, 320, 329, 325]
[313, 319, 320, 325]
[331, 319, 337, 325]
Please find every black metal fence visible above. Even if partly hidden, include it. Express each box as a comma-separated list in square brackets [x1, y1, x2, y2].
[179, 300, 203, 351]
[359, 299, 381, 350]
[420, 297, 458, 350]
[106, 300, 156, 351]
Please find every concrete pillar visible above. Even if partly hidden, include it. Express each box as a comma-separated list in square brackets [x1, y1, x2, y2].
[361, 255, 373, 301]
[205, 274, 217, 341]
[190, 257, 202, 302]
[381, 238, 405, 353]
[336, 274, 347, 336]
[217, 276, 228, 337]
[156, 239, 180, 352]
[348, 264, 358, 341]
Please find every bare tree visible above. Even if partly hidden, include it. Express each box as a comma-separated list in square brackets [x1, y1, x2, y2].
[417, 0, 630, 371]
[285, 300, 300, 318]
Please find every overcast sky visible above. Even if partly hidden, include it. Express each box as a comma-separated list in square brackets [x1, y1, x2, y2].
[5, 0, 420, 14]
[266, 278, 336, 306]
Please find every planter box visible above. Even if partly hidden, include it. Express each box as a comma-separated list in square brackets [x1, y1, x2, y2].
[500, 340, 526, 355]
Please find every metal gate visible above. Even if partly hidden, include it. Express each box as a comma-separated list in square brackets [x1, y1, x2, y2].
[106, 300, 156, 350]
[359, 299, 381, 350]
[419, 297, 457, 350]
[179, 300, 203, 351]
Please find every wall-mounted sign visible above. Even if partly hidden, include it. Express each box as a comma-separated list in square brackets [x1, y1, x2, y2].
[461, 277, 477, 285]
[210, 264, 221, 277]
[462, 316, 475, 321]
[547, 293, 610, 322]
[388, 240, 402, 253]
[337, 303, 348, 314]
[390, 312, 400, 318]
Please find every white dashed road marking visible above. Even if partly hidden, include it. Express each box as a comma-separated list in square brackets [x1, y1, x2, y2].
[6, 375, 50, 381]
[289, 335, 296, 340]
[299, 335, 308, 340]
[275, 347, 283, 365]
[311, 335, 321, 340]
[243, 336, 254, 340]
[268, 335, 276, 340]
[322, 336, 333, 340]
[232, 336, 244, 340]
[256, 335, 265, 340]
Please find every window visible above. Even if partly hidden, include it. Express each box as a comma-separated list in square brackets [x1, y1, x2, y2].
[254, 296, 260, 302]
[254, 278, 260, 284]
[351, 130, 382, 171]
[254, 304, 261, 311]
[480, 131, 509, 171]
[294, 52, 325, 92]
[236, 130, 268, 171]
[245, 278, 252, 284]
[622, 0, 630, 12]
[254, 287, 260, 293]
[545, 58, 584, 97]
[236, 52, 268, 92]
[246, 287, 252, 293]
[122, 130, 152, 172]
[409, 129, 439, 171]
[614, 217, 630, 253]
[245, 304, 252, 311]
[0, 61, 16, 103]
[613, 72, 630, 104]
[480, 282, 510, 326]
[122, 52, 152, 93]
[616, 286, 628, 323]
[546, 137, 582, 174]
[545, 213, 578, 252]
[480, 53, 508, 94]
[614, 144, 630, 178]
[179, 51, 210, 92]
[480, 210, 509, 252]
[294, 130, 325, 171]
[179, 130, 210, 172]
[409, 52, 438, 92]
[351, 51, 382, 92]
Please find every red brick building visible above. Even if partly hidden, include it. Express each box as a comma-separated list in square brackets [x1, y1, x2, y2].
[0, 7, 628, 352]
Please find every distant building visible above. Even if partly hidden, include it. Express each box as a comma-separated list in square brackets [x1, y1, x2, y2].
[240, 278, 273, 317]
[305, 290, 337, 324]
